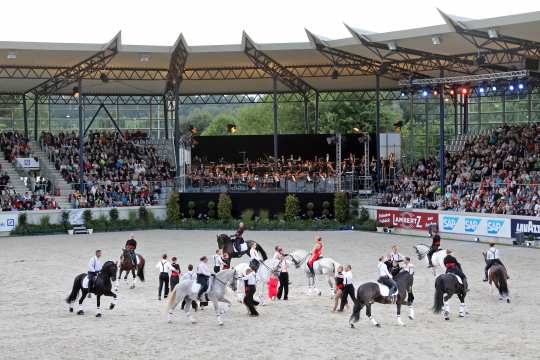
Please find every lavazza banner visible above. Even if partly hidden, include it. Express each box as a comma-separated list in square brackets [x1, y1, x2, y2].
[439, 214, 511, 238]
[376, 209, 438, 231]
[511, 219, 540, 238]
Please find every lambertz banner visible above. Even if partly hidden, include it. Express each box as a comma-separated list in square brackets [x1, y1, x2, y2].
[376, 209, 438, 231]
[511, 218, 540, 238]
[439, 214, 511, 238]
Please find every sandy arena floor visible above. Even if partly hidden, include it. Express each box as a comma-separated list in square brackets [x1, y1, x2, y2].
[0, 229, 538, 360]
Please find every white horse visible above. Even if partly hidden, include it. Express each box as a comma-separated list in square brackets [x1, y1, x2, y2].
[287, 249, 340, 296]
[413, 244, 446, 276]
[233, 258, 282, 305]
[165, 269, 237, 326]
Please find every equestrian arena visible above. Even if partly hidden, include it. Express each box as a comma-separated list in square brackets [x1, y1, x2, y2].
[0, 229, 537, 360]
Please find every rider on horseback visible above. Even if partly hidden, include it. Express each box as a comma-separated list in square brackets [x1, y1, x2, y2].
[232, 223, 246, 253]
[125, 233, 138, 266]
[444, 249, 468, 292]
[377, 255, 398, 302]
[484, 243, 508, 281]
[427, 230, 441, 268]
[196, 256, 211, 301]
[307, 236, 323, 276]
[88, 249, 102, 291]
[249, 242, 263, 272]
[388, 245, 404, 276]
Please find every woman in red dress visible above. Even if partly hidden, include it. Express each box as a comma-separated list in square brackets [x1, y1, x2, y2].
[308, 236, 323, 275]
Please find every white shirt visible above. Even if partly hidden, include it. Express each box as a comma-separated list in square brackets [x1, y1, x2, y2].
[343, 270, 353, 285]
[486, 247, 500, 260]
[403, 263, 415, 275]
[273, 252, 282, 260]
[88, 256, 102, 272]
[250, 248, 262, 261]
[278, 258, 288, 272]
[212, 254, 224, 267]
[377, 262, 392, 278]
[197, 262, 211, 276]
[155, 259, 173, 273]
[181, 270, 195, 281]
[243, 272, 257, 285]
[390, 252, 404, 263]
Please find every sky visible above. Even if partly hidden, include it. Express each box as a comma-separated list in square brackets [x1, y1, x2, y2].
[0, 0, 538, 46]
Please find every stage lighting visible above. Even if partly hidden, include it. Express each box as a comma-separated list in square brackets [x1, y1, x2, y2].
[509, 84, 515, 91]
[72, 86, 80, 98]
[488, 29, 498, 39]
[387, 42, 397, 51]
[352, 127, 362, 134]
[227, 123, 237, 134]
[492, 85, 497, 91]
[432, 90, 438, 96]
[400, 91, 407, 97]
[479, 87, 485, 94]
[518, 83, 524, 90]
[461, 88, 468, 95]
[422, 90, 428, 97]
[100, 72, 109, 83]
[449, 89, 455, 96]
[431, 36, 441, 45]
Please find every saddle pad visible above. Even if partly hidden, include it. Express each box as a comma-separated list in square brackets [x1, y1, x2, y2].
[240, 243, 248, 252]
[191, 282, 201, 293]
[82, 275, 89, 289]
[313, 261, 322, 274]
[452, 274, 463, 285]
[377, 283, 390, 297]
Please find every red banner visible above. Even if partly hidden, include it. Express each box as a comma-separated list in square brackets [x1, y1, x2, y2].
[376, 209, 438, 231]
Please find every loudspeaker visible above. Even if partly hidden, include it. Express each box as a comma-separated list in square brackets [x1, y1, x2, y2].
[524, 58, 540, 71]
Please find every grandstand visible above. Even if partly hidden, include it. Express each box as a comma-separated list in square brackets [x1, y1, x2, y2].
[1, 10, 540, 214]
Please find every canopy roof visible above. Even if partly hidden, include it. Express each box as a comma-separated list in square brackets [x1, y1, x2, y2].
[1, 9, 540, 96]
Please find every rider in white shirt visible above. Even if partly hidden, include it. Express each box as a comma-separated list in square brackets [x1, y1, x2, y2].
[212, 250, 224, 273]
[377, 256, 398, 300]
[403, 257, 415, 276]
[484, 243, 507, 281]
[388, 245, 405, 276]
[249, 243, 262, 272]
[196, 256, 211, 300]
[88, 250, 102, 290]
[180, 264, 196, 281]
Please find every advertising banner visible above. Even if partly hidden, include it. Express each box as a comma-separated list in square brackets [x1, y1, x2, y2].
[511, 218, 540, 238]
[376, 209, 438, 231]
[0, 213, 17, 232]
[16, 157, 39, 169]
[439, 214, 511, 238]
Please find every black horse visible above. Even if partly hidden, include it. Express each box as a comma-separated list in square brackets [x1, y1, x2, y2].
[349, 270, 415, 328]
[217, 234, 268, 260]
[433, 273, 468, 320]
[66, 261, 118, 317]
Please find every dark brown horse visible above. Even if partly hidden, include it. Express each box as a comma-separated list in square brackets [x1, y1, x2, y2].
[66, 260, 118, 317]
[217, 234, 268, 260]
[349, 270, 415, 328]
[115, 248, 145, 290]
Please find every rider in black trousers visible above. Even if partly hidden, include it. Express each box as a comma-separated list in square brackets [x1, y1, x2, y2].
[156, 254, 170, 300]
[339, 265, 355, 311]
[243, 268, 259, 316]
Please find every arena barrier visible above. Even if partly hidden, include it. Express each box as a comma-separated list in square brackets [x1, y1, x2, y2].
[364, 205, 540, 245]
[0, 206, 167, 235]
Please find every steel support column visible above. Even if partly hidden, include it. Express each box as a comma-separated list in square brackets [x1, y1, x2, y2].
[315, 91, 320, 134]
[439, 69, 445, 192]
[303, 97, 309, 134]
[22, 94, 28, 138]
[424, 97, 428, 157]
[463, 94, 469, 134]
[77, 79, 85, 194]
[272, 76, 279, 159]
[163, 96, 169, 139]
[34, 97, 38, 141]
[409, 94, 414, 165]
[375, 74, 381, 185]
[528, 91, 532, 123]
[502, 93, 506, 124]
[478, 94, 482, 130]
[454, 97, 458, 136]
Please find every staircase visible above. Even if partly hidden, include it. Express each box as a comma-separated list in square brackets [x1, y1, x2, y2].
[27, 141, 72, 209]
[0, 158, 29, 194]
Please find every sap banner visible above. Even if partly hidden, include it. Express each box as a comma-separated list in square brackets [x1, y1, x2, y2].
[439, 214, 511, 238]
[0, 213, 17, 232]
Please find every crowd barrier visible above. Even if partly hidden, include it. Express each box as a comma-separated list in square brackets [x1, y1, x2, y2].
[0, 206, 167, 234]
[364, 205, 540, 245]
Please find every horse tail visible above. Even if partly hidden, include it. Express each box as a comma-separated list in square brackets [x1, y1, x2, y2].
[497, 270, 509, 297]
[256, 243, 268, 261]
[65, 275, 82, 304]
[137, 257, 145, 282]
[349, 297, 362, 323]
[166, 286, 177, 313]
[432, 276, 445, 314]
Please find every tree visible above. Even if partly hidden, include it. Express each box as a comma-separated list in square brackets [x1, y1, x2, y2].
[202, 113, 237, 136]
